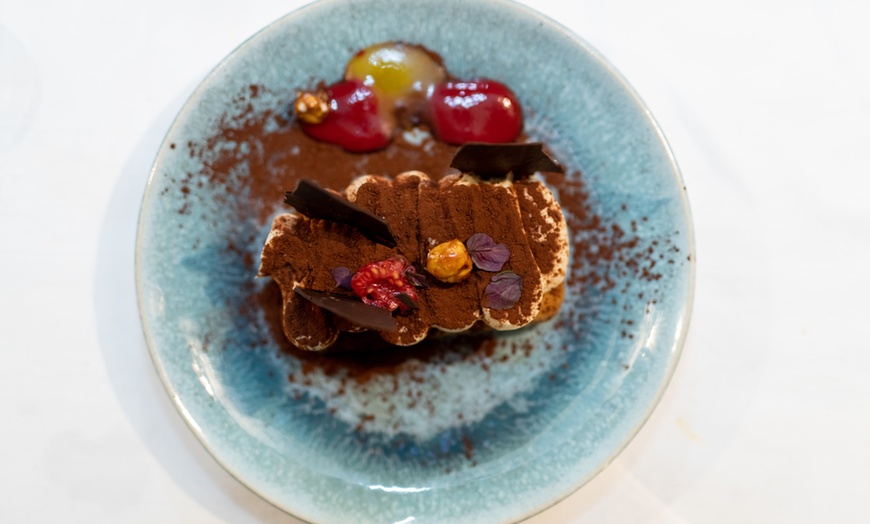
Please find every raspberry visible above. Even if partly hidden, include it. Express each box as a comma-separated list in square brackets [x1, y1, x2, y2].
[351, 258, 419, 312]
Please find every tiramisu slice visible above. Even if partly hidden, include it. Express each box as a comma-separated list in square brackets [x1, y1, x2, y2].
[258, 144, 569, 351]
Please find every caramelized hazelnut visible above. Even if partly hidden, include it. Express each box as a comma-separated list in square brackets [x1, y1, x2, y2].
[426, 240, 473, 283]
[294, 91, 329, 124]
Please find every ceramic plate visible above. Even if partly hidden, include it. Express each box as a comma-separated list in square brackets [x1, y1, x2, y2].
[136, 0, 694, 522]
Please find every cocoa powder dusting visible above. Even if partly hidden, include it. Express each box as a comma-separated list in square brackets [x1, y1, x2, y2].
[190, 86, 460, 225]
[167, 83, 668, 461]
[177, 81, 666, 358]
[514, 180, 566, 278]
[471, 182, 542, 326]
[415, 182, 481, 330]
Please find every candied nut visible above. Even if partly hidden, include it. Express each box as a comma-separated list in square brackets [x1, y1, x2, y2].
[294, 91, 329, 124]
[426, 239, 473, 283]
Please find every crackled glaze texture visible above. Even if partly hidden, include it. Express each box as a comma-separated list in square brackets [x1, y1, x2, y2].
[136, 0, 694, 522]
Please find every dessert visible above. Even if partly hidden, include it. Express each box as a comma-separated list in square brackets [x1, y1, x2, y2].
[257, 43, 570, 351]
[259, 144, 569, 350]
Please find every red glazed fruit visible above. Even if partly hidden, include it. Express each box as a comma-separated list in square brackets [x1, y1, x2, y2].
[298, 79, 392, 153]
[429, 80, 523, 144]
[351, 258, 419, 313]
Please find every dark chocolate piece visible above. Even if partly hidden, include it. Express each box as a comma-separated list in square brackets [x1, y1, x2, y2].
[284, 179, 397, 247]
[450, 142, 563, 179]
[294, 287, 398, 332]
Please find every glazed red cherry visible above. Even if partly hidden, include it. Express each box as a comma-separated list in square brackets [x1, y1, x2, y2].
[297, 79, 392, 153]
[351, 258, 418, 313]
[429, 80, 523, 144]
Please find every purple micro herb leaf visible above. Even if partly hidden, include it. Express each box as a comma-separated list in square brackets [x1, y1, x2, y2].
[331, 267, 353, 289]
[483, 271, 523, 310]
[395, 292, 420, 310]
[404, 266, 430, 288]
[466, 233, 510, 272]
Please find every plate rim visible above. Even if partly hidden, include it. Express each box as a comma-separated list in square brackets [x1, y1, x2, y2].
[134, 0, 696, 521]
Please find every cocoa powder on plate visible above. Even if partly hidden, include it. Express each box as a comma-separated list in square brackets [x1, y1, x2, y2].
[172, 83, 666, 372]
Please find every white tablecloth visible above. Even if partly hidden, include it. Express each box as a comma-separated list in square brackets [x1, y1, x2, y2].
[2, 1, 868, 522]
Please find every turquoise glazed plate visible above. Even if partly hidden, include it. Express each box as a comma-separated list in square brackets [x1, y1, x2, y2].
[136, 0, 694, 522]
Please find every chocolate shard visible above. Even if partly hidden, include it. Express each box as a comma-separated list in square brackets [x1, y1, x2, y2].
[450, 142, 564, 179]
[294, 287, 398, 332]
[284, 179, 397, 247]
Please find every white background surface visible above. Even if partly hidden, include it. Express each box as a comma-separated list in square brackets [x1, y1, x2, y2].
[2, 0, 869, 522]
